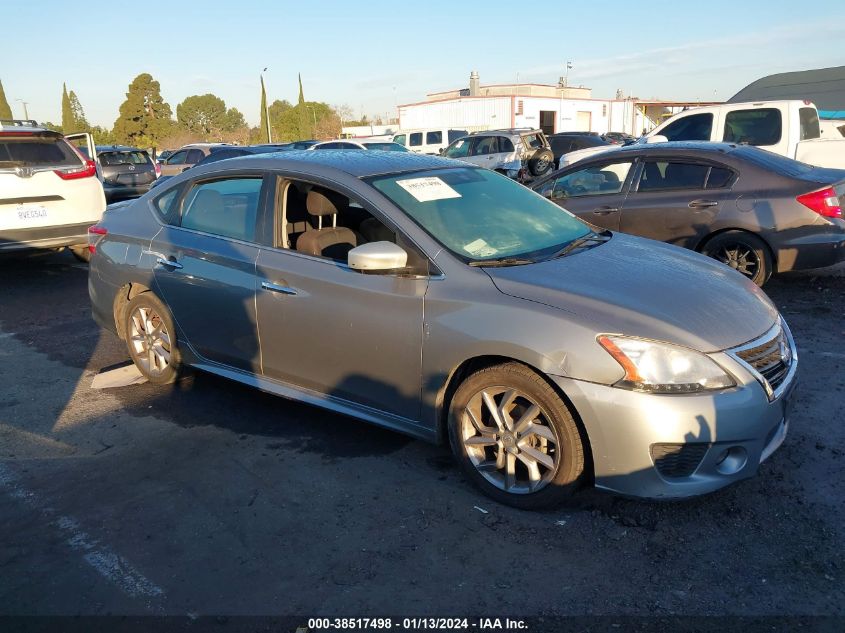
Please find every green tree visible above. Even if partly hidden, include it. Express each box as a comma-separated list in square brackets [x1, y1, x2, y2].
[113, 73, 174, 148]
[90, 125, 115, 145]
[0, 80, 12, 120]
[268, 99, 292, 141]
[223, 107, 246, 132]
[177, 93, 227, 135]
[68, 90, 89, 131]
[61, 83, 72, 131]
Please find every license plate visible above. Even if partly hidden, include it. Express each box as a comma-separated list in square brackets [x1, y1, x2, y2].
[15, 205, 49, 221]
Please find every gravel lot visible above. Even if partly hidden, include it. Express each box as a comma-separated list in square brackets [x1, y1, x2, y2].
[0, 251, 843, 622]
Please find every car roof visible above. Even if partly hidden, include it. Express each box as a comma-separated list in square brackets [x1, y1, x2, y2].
[472, 128, 542, 136]
[187, 149, 461, 179]
[610, 141, 741, 156]
[96, 145, 145, 152]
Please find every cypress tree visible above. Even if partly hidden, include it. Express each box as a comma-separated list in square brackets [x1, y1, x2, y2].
[61, 83, 72, 132]
[0, 80, 12, 120]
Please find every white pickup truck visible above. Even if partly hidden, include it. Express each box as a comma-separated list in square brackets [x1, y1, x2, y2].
[560, 100, 845, 169]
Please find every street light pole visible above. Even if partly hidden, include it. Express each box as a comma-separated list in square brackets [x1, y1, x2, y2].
[15, 99, 29, 120]
[261, 68, 272, 143]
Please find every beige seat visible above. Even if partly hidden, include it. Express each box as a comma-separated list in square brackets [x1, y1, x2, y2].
[296, 189, 360, 259]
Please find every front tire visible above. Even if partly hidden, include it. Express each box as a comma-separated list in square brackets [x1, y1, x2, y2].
[448, 362, 585, 509]
[701, 231, 772, 286]
[124, 292, 181, 384]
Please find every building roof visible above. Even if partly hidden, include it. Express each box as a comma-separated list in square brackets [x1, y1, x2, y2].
[729, 66, 845, 118]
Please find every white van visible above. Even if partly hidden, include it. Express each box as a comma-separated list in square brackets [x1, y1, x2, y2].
[0, 120, 105, 261]
[393, 128, 468, 155]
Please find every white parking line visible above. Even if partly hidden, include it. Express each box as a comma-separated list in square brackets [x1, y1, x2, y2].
[0, 464, 165, 602]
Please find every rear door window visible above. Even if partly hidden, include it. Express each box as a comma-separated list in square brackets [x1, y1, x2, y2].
[638, 161, 708, 191]
[498, 137, 515, 153]
[799, 107, 820, 140]
[705, 166, 734, 189]
[186, 149, 205, 163]
[180, 177, 264, 242]
[0, 137, 81, 168]
[471, 137, 499, 156]
[723, 109, 782, 145]
[426, 131, 442, 145]
[660, 113, 714, 141]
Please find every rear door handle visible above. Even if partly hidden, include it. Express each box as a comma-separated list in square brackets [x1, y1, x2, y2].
[593, 206, 620, 215]
[261, 281, 297, 295]
[689, 199, 719, 209]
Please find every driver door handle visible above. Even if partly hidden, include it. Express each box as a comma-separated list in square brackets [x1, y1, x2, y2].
[689, 199, 719, 209]
[593, 206, 619, 215]
[261, 281, 297, 296]
[155, 257, 182, 269]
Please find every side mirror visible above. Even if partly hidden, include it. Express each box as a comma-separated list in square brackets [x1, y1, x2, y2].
[439, 148, 445, 156]
[348, 241, 408, 272]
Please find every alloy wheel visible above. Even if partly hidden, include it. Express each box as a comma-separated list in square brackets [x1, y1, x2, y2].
[716, 243, 760, 278]
[128, 305, 172, 376]
[460, 387, 561, 494]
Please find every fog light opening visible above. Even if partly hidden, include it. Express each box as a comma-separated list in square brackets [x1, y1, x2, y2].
[715, 446, 748, 475]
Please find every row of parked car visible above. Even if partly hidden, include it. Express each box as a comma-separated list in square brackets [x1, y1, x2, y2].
[1, 111, 842, 508]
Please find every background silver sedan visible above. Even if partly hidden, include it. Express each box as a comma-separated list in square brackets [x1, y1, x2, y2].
[88, 151, 797, 508]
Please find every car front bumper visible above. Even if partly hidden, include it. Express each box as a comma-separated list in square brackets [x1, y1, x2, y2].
[549, 339, 798, 499]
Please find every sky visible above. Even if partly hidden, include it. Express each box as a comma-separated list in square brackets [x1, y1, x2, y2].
[3, 0, 844, 128]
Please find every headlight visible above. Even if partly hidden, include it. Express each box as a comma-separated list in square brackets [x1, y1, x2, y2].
[598, 335, 735, 394]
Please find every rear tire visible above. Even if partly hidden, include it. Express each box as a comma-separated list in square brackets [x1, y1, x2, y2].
[448, 362, 585, 510]
[70, 245, 91, 263]
[124, 292, 181, 385]
[701, 231, 772, 286]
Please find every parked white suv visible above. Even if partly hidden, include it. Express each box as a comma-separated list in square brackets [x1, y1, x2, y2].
[0, 120, 105, 261]
[393, 128, 468, 155]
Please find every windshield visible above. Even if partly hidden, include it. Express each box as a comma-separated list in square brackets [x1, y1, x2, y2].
[368, 167, 591, 262]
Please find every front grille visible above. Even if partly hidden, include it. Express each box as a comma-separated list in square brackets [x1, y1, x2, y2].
[651, 443, 708, 478]
[734, 326, 792, 392]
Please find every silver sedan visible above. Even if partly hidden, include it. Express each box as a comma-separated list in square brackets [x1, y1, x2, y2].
[87, 150, 797, 508]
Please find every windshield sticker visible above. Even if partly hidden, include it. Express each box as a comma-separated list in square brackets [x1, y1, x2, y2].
[464, 238, 498, 258]
[396, 176, 461, 202]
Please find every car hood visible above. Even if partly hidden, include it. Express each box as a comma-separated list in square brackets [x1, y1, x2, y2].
[485, 233, 779, 352]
